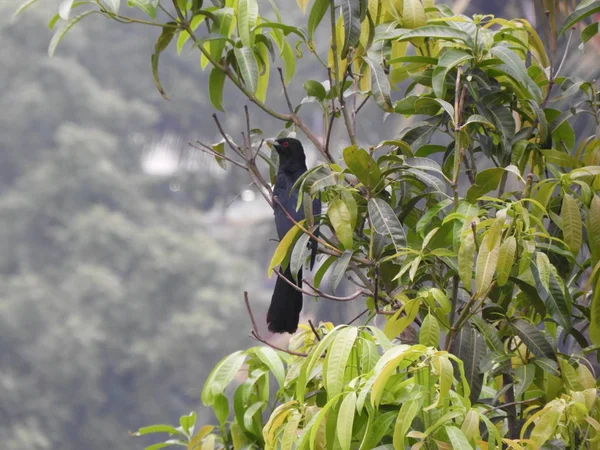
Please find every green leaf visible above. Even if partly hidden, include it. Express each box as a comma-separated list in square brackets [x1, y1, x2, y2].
[529, 404, 565, 445]
[343, 145, 382, 189]
[201, 351, 247, 405]
[208, 68, 226, 111]
[14, 0, 43, 18]
[534, 251, 551, 290]
[511, 277, 547, 318]
[511, 319, 556, 360]
[341, 0, 361, 58]
[445, 426, 474, 450]
[127, 0, 157, 19]
[177, 15, 205, 54]
[581, 21, 599, 42]
[562, 193, 582, 255]
[238, 0, 258, 47]
[324, 326, 358, 399]
[234, 47, 259, 93]
[331, 250, 353, 292]
[514, 363, 536, 398]
[103, 0, 120, 14]
[458, 228, 475, 289]
[559, 0, 600, 35]
[280, 40, 296, 84]
[393, 396, 423, 449]
[48, 10, 97, 57]
[213, 394, 229, 425]
[254, 347, 285, 387]
[466, 167, 504, 202]
[396, 25, 473, 45]
[431, 49, 472, 99]
[475, 231, 500, 297]
[450, 326, 486, 403]
[383, 299, 420, 339]
[290, 232, 311, 281]
[491, 45, 542, 101]
[545, 269, 572, 330]
[368, 198, 406, 251]
[419, 313, 440, 347]
[303, 80, 327, 101]
[363, 56, 393, 112]
[268, 221, 304, 277]
[590, 275, 600, 345]
[496, 236, 516, 286]
[132, 424, 185, 437]
[463, 114, 495, 129]
[328, 197, 354, 250]
[403, 0, 426, 29]
[59, 0, 75, 19]
[281, 413, 302, 450]
[336, 392, 357, 450]
[314, 254, 336, 288]
[308, 0, 329, 41]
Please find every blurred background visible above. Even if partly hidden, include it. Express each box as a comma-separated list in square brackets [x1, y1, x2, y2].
[0, 0, 596, 449]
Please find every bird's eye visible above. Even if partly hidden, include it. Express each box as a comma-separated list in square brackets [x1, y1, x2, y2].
[283, 141, 289, 147]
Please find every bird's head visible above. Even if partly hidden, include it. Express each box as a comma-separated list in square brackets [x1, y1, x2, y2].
[274, 137, 306, 171]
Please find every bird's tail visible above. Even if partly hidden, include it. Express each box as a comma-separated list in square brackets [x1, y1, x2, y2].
[267, 267, 303, 334]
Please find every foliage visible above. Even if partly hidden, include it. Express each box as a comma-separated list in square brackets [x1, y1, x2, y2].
[23, 0, 600, 449]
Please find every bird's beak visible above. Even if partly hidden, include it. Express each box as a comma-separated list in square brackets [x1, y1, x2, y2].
[266, 138, 282, 152]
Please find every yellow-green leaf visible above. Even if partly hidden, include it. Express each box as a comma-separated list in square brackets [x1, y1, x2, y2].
[419, 313, 440, 347]
[562, 193, 582, 254]
[328, 197, 354, 250]
[383, 298, 419, 339]
[336, 392, 357, 450]
[208, 68, 226, 111]
[238, 0, 258, 47]
[296, 0, 310, 13]
[496, 236, 516, 286]
[458, 228, 475, 289]
[587, 195, 600, 266]
[267, 221, 305, 277]
[324, 326, 358, 399]
[590, 275, 600, 345]
[475, 231, 500, 297]
[402, 0, 426, 29]
[392, 395, 423, 449]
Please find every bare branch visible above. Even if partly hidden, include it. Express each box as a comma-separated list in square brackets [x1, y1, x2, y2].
[308, 320, 321, 341]
[278, 68, 295, 114]
[190, 142, 247, 169]
[303, 278, 366, 302]
[244, 292, 307, 357]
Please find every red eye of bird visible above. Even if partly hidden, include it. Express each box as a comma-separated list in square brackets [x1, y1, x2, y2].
[283, 141, 289, 147]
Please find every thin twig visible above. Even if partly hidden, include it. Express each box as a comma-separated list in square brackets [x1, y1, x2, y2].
[212, 114, 242, 153]
[303, 278, 367, 302]
[347, 308, 369, 325]
[190, 142, 247, 169]
[483, 396, 541, 415]
[308, 320, 321, 341]
[355, 94, 370, 115]
[244, 292, 307, 357]
[278, 68, 295, 114]
[272, 269, 318, 296]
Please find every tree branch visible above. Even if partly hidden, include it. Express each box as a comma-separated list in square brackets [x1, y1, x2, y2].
[244, 292, 307, 357]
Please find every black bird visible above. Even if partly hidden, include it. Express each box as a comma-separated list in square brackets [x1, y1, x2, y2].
[267, 137, 321, 334]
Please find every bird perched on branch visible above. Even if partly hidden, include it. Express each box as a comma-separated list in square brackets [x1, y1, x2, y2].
[267, 137, 321, 334]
